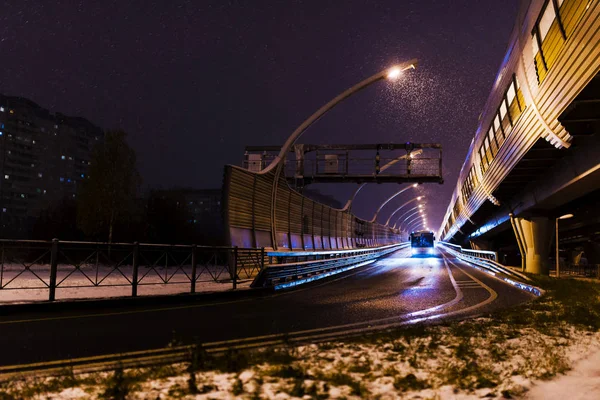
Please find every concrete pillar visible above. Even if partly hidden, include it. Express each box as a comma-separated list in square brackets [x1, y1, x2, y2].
[568, 250, 584, 266]
[469, 238, 492, 251]
[514, 217, 553, 275]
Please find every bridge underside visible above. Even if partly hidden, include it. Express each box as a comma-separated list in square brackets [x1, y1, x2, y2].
[453, 71, 600, 270]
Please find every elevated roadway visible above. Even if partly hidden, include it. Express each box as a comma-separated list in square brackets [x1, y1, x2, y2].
[0, 247, 534, 372]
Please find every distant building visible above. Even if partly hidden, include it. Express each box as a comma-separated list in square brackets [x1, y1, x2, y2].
[0, 94, 103, 236]
[149, 188, 224, 244]
[152, 188, 221, 221]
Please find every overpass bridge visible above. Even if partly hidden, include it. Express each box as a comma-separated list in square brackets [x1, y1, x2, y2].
[438, 0, 600, 274]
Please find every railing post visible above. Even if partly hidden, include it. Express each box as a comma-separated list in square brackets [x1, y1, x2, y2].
[232, 246, 238, 290]
[132, 242, 139, 297]
[191, 245, 197, 293]
[48, 238, 59, 302]
[260, 247, 265, 271]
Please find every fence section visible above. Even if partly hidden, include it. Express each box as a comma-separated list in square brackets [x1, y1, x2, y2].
[0, 239, 264, 302]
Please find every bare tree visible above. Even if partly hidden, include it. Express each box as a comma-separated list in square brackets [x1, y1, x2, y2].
[77, 130, 141, 243]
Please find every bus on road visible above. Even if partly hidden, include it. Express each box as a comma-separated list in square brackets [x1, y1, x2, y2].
[410, 231, 435, 255]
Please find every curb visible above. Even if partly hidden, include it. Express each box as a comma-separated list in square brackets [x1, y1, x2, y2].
[0, 286, 272, 316]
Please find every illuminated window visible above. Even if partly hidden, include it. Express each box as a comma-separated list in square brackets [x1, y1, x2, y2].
[9, 110, 14, 114]
[2, 208, 5, 213]
[0, 107, 4, 112]
[60, 177, 64, 182]
[4, 175, 8, 179]
[61, 155, 65, 160]
[539, 2, 556, 41]
[0, 132, 3, 136]
[81, 174, 84, 178]
[38, 173, 42, 178]
[500, 101, 508, 120]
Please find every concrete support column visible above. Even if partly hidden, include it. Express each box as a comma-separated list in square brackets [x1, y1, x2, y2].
[469, 238, 492, 251]
[514, 217, 553, 275]
[568, 250, 584, 266]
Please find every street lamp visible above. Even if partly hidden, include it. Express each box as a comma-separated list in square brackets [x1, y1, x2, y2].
[555, 213, 574, 278]
[398, 210, 421, 229]
[407, 222, 424, 233]
[391, 205, 423, 229]
[403, 210, 426, 230]
[263, 59, 418, 175]
[345, 150, 422, 211]
[262, 59, 418, 248]
[385, 196, 424, 226]
[404, 214, 424, 232]
[370, 183, 418, 223]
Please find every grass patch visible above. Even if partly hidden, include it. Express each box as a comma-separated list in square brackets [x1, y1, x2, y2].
[393, 373, 428, 392]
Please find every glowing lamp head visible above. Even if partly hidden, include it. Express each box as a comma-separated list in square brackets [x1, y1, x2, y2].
[417, 196, 423, 200]
[412, 183, 418, 187]
[558, 213, 574, 220]
[387, 67, 402, 80]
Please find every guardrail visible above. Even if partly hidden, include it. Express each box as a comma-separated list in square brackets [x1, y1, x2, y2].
[438, 242, 543, 297]
[441, 242, 499, 262]
[0, 239, 264, 302]
[551, 263, 600, 278]
[253, 242, 410, 289]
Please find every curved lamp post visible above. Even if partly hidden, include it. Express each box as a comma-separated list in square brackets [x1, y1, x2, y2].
[392, 204, 424, 229]
[369, 183, 418, 223]
[402, 215, 423, 233]
[262, 59, 418, 175]
[404, 214, 425, 232]
[345, 149, 423, 212]
[398, 210, 421, 230]
[407, 218, 426, 232]
[384, 196, 424, 226]
[264, 60, 418, 249]
[407, 222, 425, 233]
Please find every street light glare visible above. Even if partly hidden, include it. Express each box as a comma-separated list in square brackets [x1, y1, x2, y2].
[412, 183, 418, 187]
[559, 213, 574, 220]
[387, 67, 402, 80]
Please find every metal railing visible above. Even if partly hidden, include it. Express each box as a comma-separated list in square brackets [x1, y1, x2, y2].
[551, 263, 600, 278]
[0, 239, 264, 302]
[254, 243, 409, 289]
[441, 242, 499, 262]
[242, 157, 442, 182]
[438, 242, 542, 296]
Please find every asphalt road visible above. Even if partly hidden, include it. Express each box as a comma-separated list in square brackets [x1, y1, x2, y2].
[0, 246, 534, 368]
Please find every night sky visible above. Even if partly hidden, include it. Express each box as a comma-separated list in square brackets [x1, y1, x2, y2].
[0, 0, 518, 231]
